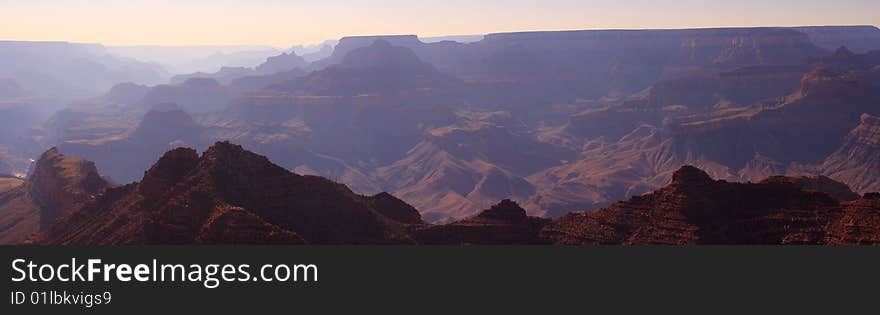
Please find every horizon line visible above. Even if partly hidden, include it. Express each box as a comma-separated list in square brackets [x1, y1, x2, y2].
[2, 24, 877, 47]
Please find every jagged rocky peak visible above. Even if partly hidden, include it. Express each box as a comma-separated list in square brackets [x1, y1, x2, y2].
[29, 148, 107, 196]
[0, 148, 111, 244]
[138, 147, 200, 198]
[27, 147, 109, 229]
[202, 141, 266, 164]
[195, 141, 292, 182]
[38, 141, 420, 245]
[476, 199, 528, 221]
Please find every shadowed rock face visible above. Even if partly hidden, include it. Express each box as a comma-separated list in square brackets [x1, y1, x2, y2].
[37, 142, 421, 245]
[0, 148, 109, 244]
[821, 114, 880, 193]
[414, 199, 550, 245]
[368, 192, 424, 225]
[542, 166, 880, 245]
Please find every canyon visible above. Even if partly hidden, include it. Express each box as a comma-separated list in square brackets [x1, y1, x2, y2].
[1, 26, 879, 238]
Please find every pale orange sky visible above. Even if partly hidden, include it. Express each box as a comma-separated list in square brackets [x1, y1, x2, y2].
[1, 0, 878, 46]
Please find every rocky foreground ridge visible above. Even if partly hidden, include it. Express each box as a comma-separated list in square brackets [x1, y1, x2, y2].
[1, 143, 876, 245]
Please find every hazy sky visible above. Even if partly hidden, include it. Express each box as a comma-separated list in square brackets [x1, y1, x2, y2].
[1, 0, 878, 47]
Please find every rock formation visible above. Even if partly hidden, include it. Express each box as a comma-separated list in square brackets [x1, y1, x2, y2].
[542, 166, 880, 245]
[38, 142, 422, 245]
[821, 114, 880, 193]
[414, 199, 550, 244]
[0, 148, 109, 244]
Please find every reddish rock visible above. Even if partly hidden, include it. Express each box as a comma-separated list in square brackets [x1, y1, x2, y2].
[38, 141, 417, 245]
[0, 148, 109, 244]
[826, 193, 880, 244]
[542, 166, 880, 245]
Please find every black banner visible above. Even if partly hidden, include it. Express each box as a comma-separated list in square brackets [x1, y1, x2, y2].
[2, 246, 878, 314]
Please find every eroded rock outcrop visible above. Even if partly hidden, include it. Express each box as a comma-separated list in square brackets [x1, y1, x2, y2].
[38, 142, 419, 245]
[821, 114, 880, 193]
[542, 166, 880, 245]
[0, 148, 109, 244]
